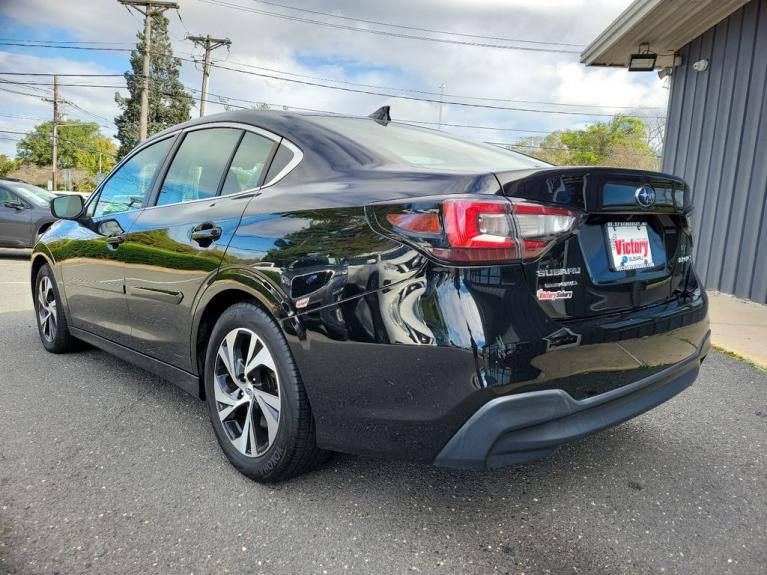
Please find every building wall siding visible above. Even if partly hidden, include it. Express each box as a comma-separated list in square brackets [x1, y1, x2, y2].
[663, 0, 767, 303]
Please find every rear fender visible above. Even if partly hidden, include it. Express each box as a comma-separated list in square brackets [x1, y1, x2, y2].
[189, 266, 296, 373]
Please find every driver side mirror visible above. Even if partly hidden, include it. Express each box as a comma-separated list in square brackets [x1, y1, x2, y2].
[50, 194, 85, 220]
[4, 201, 25, 210]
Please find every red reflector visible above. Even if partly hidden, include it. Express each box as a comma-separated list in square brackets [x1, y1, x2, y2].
[386, 212, 442, 234]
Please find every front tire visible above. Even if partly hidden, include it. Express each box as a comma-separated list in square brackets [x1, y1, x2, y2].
[204, 302, 325, 482]
[34, 264, 76, 353]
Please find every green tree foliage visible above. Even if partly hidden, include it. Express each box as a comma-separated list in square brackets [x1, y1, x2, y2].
[15, 120, 117, 175]
[114, 12, 193, 158]
[0, 154, 18, 177]
[263, 209, 388, 268]
[512, 116, 661, 170]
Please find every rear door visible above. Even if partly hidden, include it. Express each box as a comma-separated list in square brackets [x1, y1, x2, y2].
[497, 167, 693, 320]
[123, 125, 278, 370]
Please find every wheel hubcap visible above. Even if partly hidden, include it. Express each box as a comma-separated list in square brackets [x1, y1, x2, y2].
[213, 328, 281, 457]
[37, 276, 57, 343]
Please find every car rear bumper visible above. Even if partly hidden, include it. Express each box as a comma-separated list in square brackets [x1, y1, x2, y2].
[435, 329, 710, 470]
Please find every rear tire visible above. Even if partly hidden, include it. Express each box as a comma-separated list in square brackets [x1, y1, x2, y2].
[34, 264, 76, 353]
[204, 302, 326, 482]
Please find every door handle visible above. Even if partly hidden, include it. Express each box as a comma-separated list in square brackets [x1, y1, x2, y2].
[106, 235, 125, 249]
[191, 223, 222, 243]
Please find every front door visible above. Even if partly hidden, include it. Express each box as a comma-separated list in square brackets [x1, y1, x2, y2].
[58, 136, 175, 345]
[123, 127, 277, 370]
[0, 188, 32, 247]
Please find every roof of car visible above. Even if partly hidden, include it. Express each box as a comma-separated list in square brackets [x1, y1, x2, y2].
[150, 110, 345, 143]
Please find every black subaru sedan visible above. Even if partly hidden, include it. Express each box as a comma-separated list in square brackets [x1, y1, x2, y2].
[32, 110, 709, 482]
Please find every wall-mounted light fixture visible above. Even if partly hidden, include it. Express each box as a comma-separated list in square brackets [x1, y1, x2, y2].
[692, 58, 710, 72]
[628, 43, 658, 72]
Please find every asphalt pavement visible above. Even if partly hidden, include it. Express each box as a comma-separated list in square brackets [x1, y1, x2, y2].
[0, 251, 765, 575]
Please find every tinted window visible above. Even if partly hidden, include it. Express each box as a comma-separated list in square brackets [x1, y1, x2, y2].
[221, 132, 275, 196]
[0, 187, 18, 204]
[92, 137, 173, 217]
[156, 128, 241, 206]
[263, 143, 294, 185]
[12, 183, 57, 207]
[309, 116, 549, 171]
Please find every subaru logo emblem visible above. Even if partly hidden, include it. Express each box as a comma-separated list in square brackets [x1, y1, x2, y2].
[635, 185, 656, 208]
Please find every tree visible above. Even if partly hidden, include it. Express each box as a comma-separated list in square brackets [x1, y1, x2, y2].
[0, 154, 17, 177]
[511, 116, 660, 170]
[15, 120, 117, 175]
[114, 12, 193, 158]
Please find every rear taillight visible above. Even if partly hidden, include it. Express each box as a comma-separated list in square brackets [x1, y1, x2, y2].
[372, 197, 577, 265]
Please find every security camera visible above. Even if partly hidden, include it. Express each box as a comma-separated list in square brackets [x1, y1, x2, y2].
[658, 67, 673, 80]
[693, 59, 709, 72]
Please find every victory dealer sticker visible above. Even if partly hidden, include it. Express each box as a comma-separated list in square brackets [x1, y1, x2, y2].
[536, 288, 573, 301]
[607, 222, 655, 271]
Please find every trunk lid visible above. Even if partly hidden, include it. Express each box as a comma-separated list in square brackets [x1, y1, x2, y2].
[495, 167, 695, 320]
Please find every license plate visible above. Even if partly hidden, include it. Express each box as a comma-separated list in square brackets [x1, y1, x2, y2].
[606, 222, 654, 271]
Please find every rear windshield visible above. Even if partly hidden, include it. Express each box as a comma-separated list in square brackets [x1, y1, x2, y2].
[309, 116, 549, 171]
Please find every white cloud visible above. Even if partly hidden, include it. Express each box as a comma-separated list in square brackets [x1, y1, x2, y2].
[1, 0, 667, 158]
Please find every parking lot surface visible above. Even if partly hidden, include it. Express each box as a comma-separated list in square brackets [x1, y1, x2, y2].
[1, 252, 765, 575]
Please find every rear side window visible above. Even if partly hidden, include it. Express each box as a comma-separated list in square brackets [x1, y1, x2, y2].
[263, 144, 294, 185]
[309, 116, 549, 171]
[220, 132, 276, 196]
[156, 128, 241, 206]
[91, 137, 173, 217]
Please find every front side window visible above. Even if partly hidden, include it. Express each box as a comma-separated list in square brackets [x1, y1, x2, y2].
[156, 128, 242, 206]
[0, 187, 18, 204]
[220, 132, 276, 196]
[12, 183, 57, 207]
[91, 137, 173, 218]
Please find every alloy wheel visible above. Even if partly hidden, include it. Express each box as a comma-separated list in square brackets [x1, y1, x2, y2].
[213, 328, 281, 457]
[37, 276, 57, 343]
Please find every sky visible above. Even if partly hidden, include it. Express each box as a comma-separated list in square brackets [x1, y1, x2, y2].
[0, 0, 668, 159]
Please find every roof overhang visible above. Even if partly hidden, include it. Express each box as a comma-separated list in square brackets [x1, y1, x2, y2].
[581, 0, 750, 68]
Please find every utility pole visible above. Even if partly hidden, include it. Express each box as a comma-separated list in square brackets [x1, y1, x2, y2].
[51, 75, 59, 191]
[186, 34, 231, 117]
[118, 0, 179, 142]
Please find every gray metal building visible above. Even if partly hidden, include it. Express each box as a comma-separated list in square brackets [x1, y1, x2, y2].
[582, 0, 767, 303]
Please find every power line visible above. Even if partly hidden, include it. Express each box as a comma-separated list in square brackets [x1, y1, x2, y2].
[0, 38, 130, 45]
[182, 57, 664, 118]
[0, 80, 126, 88]
[0, 75, 656, 136]
[0, 41, 132, 51]
[0, 46, 663, 111]
[182, 86, 556, 134]
[246, 0, 585, 48]
[1, 64, 665, 118]
[194, 0, 583, 54]
[0, 72, 126, 77]
[0, 63, 665, 111]
[191, 56, 664, 110]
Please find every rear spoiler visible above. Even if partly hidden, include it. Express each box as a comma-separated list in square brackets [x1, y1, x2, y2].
[494, 167, 690, 214]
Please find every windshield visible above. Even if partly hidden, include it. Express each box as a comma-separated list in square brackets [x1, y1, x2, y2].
[11, 183, 57, 208]
[309, 116, 550, 171]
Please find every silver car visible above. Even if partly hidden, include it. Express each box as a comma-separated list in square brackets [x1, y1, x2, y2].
[0, 180, 58, 248]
